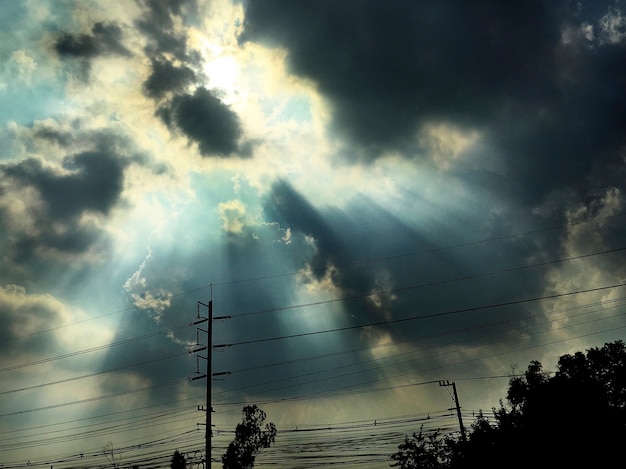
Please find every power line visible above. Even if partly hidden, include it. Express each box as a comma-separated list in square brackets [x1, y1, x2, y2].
[0, 324, 189, 373]
[5, 243, 621, 379]
[217, 281, 626, 347]
[0, 430, 203, 468]
[212, 304, 626, 400]
[5, 281, 620, 435]
[5, 316, 620, 467]
[7, 292, 616, 460]
[0, 351, 187, 395]
[3, 219, 626, 466]
[225, 294, 626, 376]
[3, 211, 623, 346]
[209, 211, 626, 290]
[0, 394, 203, 436]
[0, 379, 188, 418]
[0, 408, 200, 451]
[20, 414, 459, 469]
[226, 245, 626, 319]
[3, 284, 623, 441]
[212, 321, 626, 409]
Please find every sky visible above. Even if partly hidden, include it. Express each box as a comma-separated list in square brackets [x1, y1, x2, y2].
[1, 0, 626, 467]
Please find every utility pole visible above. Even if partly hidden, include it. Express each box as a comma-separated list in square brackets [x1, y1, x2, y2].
[190, 293, 211, 466]
[439, 380, 466, 441]
[206, 296, 212, 466]
[190, 286, 230, 468]
[192, 292, 213, 469]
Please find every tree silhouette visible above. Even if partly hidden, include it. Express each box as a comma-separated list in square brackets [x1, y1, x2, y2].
[170, 449, 187, 469]
[391, 340, 626, 468]
[222, 405, 277, 469]
[390, 427, 450, 469]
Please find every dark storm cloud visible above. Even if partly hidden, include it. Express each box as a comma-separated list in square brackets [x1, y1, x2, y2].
[240, 0, 626, 205]
[0, 286, 67, 359]
[2, 150, 125, 220]
[157, 87, 243, 156]
[133, 0, 250, 158]
[99, 307, 185, 392]
[52, 1, 244, 158]
[263, 180, 431, 330]
[143, 58, 197, 99]
[263, 180, 549, 352]
[136, 0, 195, 30]
[0, 132, 134, 268]
[54, 21, 131, 80]
[32, 125, 73, 147]
[240, 1, 560, 149]
[55, 22, 131, 58]
[265, 179, 343, 280]
[135, 0, 199, 58]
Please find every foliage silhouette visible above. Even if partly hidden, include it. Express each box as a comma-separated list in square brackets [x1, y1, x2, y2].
[391, 340, 626, 468]
[390, 428, 451, 469]
[170, 449, 187, 469]
[222, 405, 277, 469]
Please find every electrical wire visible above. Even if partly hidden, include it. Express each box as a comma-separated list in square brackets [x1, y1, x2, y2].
[3, 211, 623, 347]
[0, 379, 189, 418]
[3, 281, 624, 430]
[0, 351, 188, 396]
[216, 281, 626, 347]
[209, 211, 626, 290]
[212, 319, 626, 409]
[225, 245, 626, 319]
[2, 216, 626, 467]
[0, 324, 189, 373]
[212, 297, 626, 400]
[225, 294, 626, 376]
[3, 292, 616, 464]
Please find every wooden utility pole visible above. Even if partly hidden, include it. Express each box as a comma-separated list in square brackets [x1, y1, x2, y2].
[439, 380, 466, 441]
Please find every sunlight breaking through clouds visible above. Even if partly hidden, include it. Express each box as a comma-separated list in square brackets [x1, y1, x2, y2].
[2, 1, 626, 467]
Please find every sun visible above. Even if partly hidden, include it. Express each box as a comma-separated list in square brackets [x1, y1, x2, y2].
[199, 40, 241, 103]
[187, 22, 243, 100]
[206, 54, 239, 93]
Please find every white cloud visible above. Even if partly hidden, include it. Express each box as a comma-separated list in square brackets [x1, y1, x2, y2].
[368, 269, 398, 321]
[123, 247, 173, 323]
[0, 50, 36, 90]
[218, 199, 248, 235]
[541, 187, 626, 340]
[599, 7, 626, 44]
[418, 122, 480, 171]
[0, 284, 115, 364]
[0, 284, 63, 339]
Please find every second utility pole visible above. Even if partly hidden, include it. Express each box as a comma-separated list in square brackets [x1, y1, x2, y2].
[438, 380, 466, 442]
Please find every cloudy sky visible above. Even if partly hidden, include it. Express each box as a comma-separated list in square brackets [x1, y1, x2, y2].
[2, 0, 626, 467]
